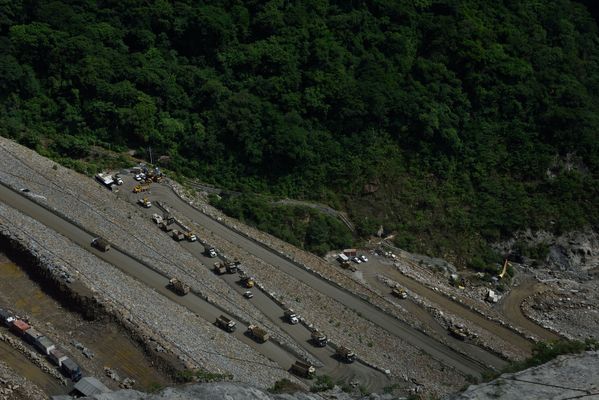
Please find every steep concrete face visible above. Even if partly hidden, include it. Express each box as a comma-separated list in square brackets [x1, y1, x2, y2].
[445, 351, 599, 400]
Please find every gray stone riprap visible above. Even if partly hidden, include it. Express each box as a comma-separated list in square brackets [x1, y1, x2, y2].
[168, 185, 467, 395]
[445, 351, 599, 400]
[0, 138, 306, 380]
[0, 204, 291, 388]
[52, 381, 401, 400]
[0, 361, 47, 400]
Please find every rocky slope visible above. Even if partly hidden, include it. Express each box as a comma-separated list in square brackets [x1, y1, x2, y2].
[445, 351, 599, 400]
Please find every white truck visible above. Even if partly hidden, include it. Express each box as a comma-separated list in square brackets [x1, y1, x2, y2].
[215, 315, 236, 332]
[284, 309, 299, 324]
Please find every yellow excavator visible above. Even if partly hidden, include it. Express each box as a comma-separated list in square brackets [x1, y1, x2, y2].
[499, 259, 510, 279]
[133, 184, 150, 193]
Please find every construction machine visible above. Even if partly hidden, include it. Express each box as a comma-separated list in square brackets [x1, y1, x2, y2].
[132, 184, 150, 193]
[138, 197, 152, 208]
[168, 278, 190, 296]
[284, 309, 299, 324]
[499, 259, 510, 279]
[448, 324, 468, 341]
[213, 262, 227, 275]
[310, 330, 328, 347]
[239, 272, 255, 288]
[392, 287, 407, 299]
[247, 324, 269, 343]
[91, 237, 111, 252]
[225, 261, 241, 274]
[290, 361, 315, 379]
[171, 230, 185, 241]
[184, 231, 197, 242]
[215, 315, 236, 332]
[335, 346, 356, 363]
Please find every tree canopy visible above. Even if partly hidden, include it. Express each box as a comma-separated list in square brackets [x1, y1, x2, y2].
[1, 0, 598, 263]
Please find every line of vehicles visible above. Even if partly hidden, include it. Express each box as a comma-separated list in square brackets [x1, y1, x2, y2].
[108, 175, 359, 381]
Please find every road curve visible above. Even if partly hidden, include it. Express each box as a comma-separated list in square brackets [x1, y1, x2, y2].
[0, 183, 299, 374]
[148, 182, 495, 377]
[499, 279, 559, 341]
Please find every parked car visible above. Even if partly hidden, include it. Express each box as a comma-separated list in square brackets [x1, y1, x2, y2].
[243, 291, 254, 299]
[352, 257, 361, 264]
[360, 255, 368, 263]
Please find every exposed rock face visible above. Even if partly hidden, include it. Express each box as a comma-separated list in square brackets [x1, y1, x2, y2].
[445, 351, 599, 400]
[52, 382, 328, 400]
[495, 229, 599, 276]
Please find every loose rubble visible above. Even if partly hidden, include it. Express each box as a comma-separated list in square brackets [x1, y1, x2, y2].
[0, 204, 291, 388]
[169, 182, 468, 395]
[445, 351, 599, 400]
[0, 361, 47, 400]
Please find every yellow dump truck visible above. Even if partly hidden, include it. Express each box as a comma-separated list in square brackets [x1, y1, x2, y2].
[247, 324, 269, 343]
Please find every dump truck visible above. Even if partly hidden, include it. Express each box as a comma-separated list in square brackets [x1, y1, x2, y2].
[132, 184, 150, 193]
[247, 324, 269, 343]
[448, 324, 468, 341]
[392, 287, 407, 299]
[335, 346, 356, 363]
[168, 278, 190, 296]
[159, 221, 173, 232]
[284, 309, 299, 324]
[225, 261, 240, 274]
[184, 231, 197, 242]
[215, 315, 236, 332]
[239, 273, 255, 288]
[91, 237, 111, 252]
[290, 361, 315, 379]
[311, 330, 328, 347]
[171, 229, 185, 241]
[206, 247, 218, 258]
[138, 198, 152, 208]
[213, 262, 227, 275]
[152, 213, 163, 224]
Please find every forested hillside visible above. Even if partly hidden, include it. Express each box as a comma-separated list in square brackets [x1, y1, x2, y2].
[1, 0, 598, 264]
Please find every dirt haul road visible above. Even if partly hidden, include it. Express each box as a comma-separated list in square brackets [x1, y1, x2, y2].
[142, 181, 496, 377]
[0, 183, 301, 377]
[170, 236, 388, 390]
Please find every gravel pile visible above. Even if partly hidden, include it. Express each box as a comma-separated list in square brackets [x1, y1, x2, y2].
[0, 361, 47, 400]
[522, 270, 599, 340]
[445, 351, 599, 400]
[0, 204, 291, 388]
[169, 185, 466, 396]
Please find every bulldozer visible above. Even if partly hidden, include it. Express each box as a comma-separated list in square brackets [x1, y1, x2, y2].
[132, 184, 150, 193]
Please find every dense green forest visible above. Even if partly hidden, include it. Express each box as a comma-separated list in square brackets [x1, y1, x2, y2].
[1, 0, 598, 264]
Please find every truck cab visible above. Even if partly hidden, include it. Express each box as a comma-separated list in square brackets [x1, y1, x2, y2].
[215, 315, 236, 332]
[91, 237, 111, 252]
[284, 309, 299, 324]
[208, 248, 218, 258]
[310, 330, 328, 347]
[335, 346, 356, 363]
[290, 361, 315, 379]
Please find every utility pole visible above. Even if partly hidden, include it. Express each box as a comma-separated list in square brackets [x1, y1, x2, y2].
[148, 147, 153, 164]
